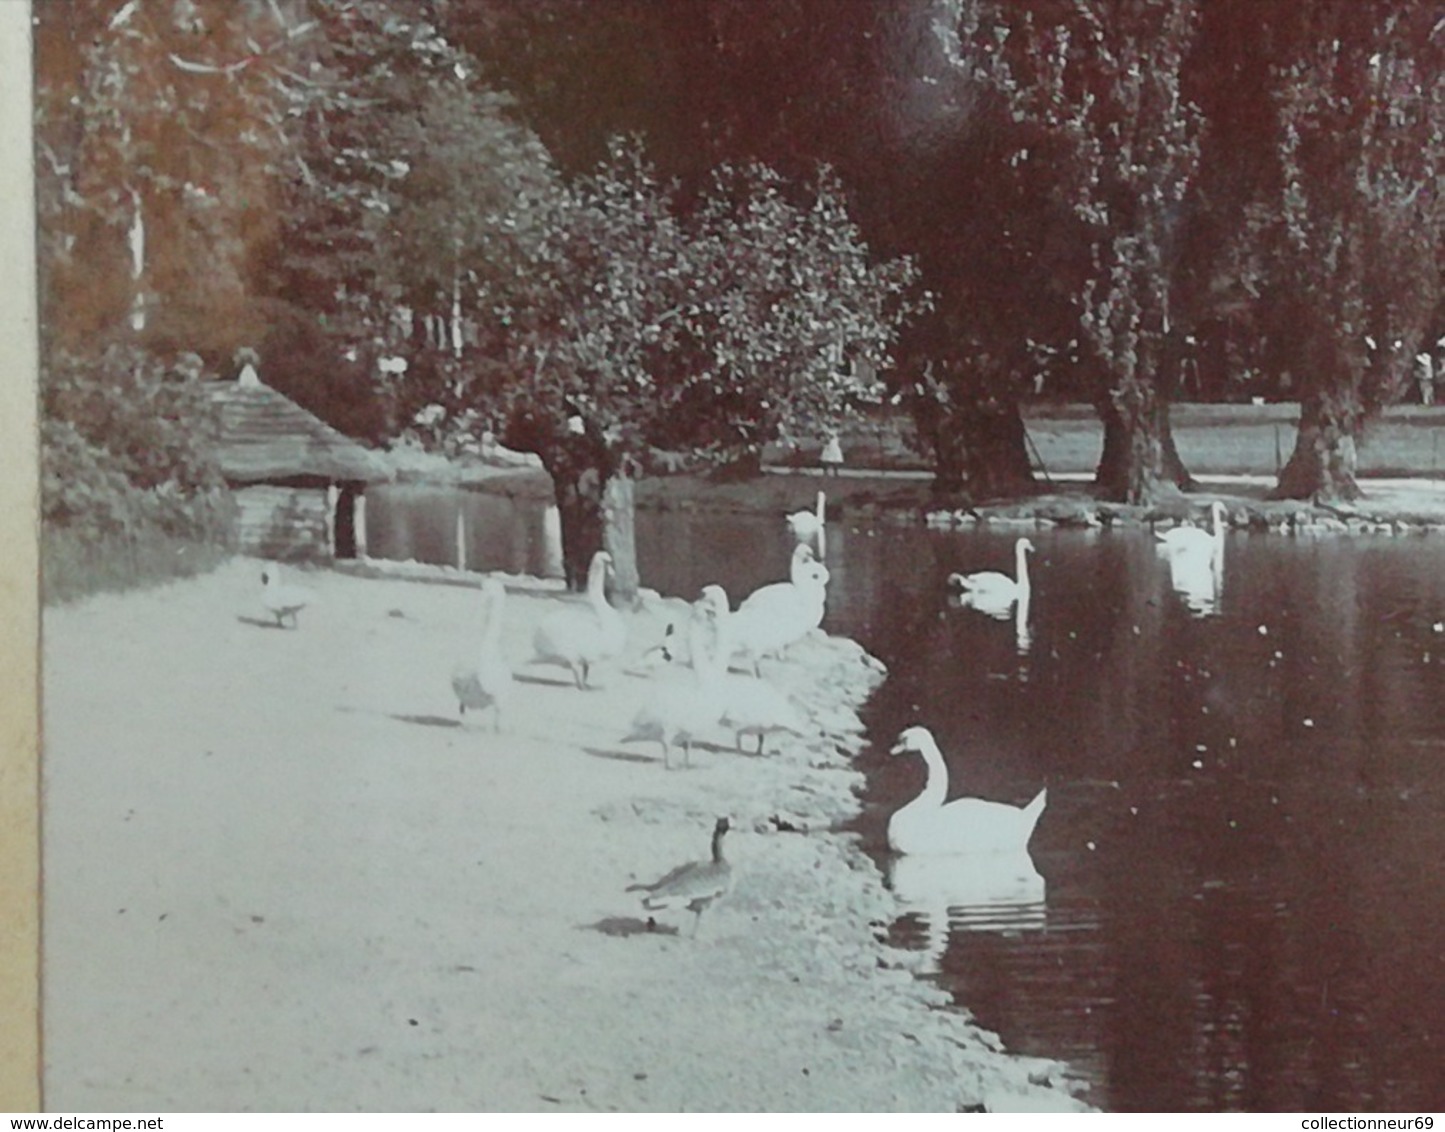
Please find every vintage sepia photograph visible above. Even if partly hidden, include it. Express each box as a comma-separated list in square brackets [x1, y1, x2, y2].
[15, 0, 1445, 1114]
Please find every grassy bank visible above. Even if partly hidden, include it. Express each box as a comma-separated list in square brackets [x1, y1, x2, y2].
[771, 402, 1445, 479]
[41, 525, 232, 606]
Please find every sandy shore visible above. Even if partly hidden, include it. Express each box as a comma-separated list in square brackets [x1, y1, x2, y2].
[41, 558, 1089, 1112]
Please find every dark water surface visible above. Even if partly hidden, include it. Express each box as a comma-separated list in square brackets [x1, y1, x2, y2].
[369, 485, 1445, 1112]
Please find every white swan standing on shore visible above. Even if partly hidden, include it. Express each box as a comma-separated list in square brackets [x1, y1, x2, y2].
[259, 562, 313, 629]
[719, 669, 812, 755]
[531, 550, 626, 689]
[451, 577, 514, 731]
[949, 538, 1034, 619]
[887, 726, 1048, 856]
[1156, 501, 1227, 557]
[700, 585, 813, 753]
[623, 587, 726, 768]
[728, 545, 830, 674]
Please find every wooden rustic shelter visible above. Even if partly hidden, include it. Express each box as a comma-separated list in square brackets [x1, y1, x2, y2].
[209, 364, 390, 560]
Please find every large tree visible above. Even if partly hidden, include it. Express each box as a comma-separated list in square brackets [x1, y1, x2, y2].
[455, 1, 1050, 497]
[256, 0, 553, 440]
[1246, 4, 1445, 501]
[936, 0, 1205, 503]
[423, 142, 924, 599]
[34, 0, 296, 357]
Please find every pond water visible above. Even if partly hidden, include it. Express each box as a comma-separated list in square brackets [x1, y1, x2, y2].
[368, 483, 1445, 1112]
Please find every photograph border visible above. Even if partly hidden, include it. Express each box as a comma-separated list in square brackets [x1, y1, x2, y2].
[0, 0, 42, 1113]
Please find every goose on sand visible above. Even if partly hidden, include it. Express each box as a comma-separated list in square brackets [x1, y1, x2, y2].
[627, 817, 734, 936]
[450, 577, 514, 731]
[728, 545, 830, 674]
[259, 562, 313, 629]
[948, 537, 1034, 618]
[531, 550, 626, 689]
[1156, 500, 1226, 557]
[887, 726, 1048, 856]
[622, 587, 727, 768]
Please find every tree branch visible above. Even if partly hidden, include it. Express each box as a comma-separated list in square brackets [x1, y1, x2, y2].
[168, 53, 254, 77]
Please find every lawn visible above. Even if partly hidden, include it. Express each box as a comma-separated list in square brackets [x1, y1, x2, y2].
[790, 403, 1445, 479]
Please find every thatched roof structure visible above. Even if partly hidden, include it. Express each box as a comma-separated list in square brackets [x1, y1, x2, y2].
[208, 366, 389, 485]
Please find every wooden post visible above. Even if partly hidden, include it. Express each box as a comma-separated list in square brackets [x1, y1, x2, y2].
[455, 505, 468, 572]
[354, 493, 368, 559]
[542, 504, 563, 579]
[326, 483, 340, 559]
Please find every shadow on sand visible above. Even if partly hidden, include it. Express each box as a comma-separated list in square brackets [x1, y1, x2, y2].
[582, 916, 678, 938]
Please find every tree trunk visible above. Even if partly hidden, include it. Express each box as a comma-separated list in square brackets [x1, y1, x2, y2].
[548, 461, 607, 591]
[1093, 389, 1192, 503]
[1272, 387, 1363, 502]
[913, 402, 967, 495]
[913, 397, 1034, 498]
[518, 417, 641, 603]
[956, 398, 1036, 497]
[601, 469, 640, 606]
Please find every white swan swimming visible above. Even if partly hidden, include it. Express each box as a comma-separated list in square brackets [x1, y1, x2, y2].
[259, 562, 314, 629]
[728, 545, 830, 674]
[450, 577, 514, 731]
[623, 587, 727, 768]
[531, 550, 627, 688]
[626, 817, 734, 936]
[948, 537, 1035, 618]
[1167, 541, 1226, 617]
[1156, 500, 1226, 557]
[887, 725, 1048, 856]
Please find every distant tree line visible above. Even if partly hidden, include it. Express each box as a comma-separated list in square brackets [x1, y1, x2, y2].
[34, 0, 1445, 589]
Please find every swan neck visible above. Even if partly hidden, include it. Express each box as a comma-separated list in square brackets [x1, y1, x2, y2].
[688, 612, 725, 680]
[1015, 542, 1032, 590]
[586, 557, 609, 606]
[915, 739, 950, 805]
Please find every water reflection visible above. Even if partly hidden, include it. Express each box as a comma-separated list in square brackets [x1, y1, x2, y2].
[367, 486, 563, 578]
[1160, 540, 1226, 617]
[366, 487, 1445, 1112]
[884, 852, 1047, 973]
[864, 530, 1445, 1112]
[951, 586, 1034, 655]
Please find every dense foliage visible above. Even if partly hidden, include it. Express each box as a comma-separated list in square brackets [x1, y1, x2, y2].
[417, 140, 924, 591]
[34, 0, 1445, 549]
[41, 346, 231, 541]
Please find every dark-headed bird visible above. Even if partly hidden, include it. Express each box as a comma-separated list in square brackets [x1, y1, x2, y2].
[626, 817, 734, 936]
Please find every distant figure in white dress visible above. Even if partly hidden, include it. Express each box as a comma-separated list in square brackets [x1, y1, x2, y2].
[1417, 352, 1435, 406]
[819, 432, 844, 477]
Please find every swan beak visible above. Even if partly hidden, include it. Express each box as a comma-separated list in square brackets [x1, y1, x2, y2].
[888, 739, 910, 755]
